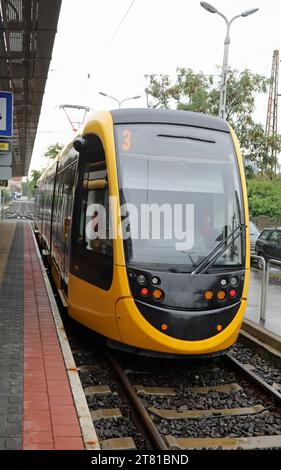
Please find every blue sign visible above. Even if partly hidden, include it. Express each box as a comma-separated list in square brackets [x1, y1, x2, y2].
[0, 91, 13, 138]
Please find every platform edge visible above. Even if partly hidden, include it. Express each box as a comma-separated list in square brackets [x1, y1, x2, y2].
[30, 225, 100, 451]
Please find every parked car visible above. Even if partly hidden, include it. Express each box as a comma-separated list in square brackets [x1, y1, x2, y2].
[255, 227, 281, 268]
[250, 221, 260, 253]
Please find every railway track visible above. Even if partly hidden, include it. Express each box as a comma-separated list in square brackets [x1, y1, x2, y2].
[4, 200, 34, 220]
[66, 322, 281, 451]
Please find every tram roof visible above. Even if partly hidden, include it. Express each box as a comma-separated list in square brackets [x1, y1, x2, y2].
[0, 0, 62, 176]
[110, 108, 229, 133]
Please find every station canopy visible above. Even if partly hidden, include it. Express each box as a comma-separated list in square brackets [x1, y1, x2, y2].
[0, 0, 62, 176]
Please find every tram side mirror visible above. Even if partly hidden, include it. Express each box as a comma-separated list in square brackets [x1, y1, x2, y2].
[73, 137, 87, 152]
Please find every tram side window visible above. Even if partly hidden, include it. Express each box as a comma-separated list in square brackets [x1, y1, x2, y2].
[79, 161, 113, 258]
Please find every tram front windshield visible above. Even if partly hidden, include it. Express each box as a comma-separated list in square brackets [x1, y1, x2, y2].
[115, 123, 244, 272]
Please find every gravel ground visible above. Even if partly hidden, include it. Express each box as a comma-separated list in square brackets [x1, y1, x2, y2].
[86, 393, 123, 409]
[65, 317, 281, 449]
[153, 412, 281, 439]
[139, 387, 270, 411]
[79, 368, 113, 386]
[71, 348, 151, 450]
[94, 416, 150, 449]
[230, 342, 281, 387]
[120, 347, 281, 447]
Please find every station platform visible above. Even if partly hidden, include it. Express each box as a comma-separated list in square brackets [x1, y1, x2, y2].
[0, 221, 85, 450]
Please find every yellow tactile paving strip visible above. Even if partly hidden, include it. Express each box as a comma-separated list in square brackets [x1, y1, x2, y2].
[0, 222, 16, 286]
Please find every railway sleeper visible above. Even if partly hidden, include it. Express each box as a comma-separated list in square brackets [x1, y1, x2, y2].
[165, 434, 281, 450]
[148, 404, 266, 420]
[101, 437, 137, 450]
[91, 408, 123, 421]
[135, 383, 242, 396]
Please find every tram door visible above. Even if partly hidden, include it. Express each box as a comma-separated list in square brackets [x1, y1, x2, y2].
[61, 162, 77, 287]
[52, 152, 78, 292]
[68, 134, 121, 339]
[70, 134, 113, 290]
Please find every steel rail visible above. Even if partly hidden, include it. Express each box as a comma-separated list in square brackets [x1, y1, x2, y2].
[225, 353, 281, 405]
[105, 349, 168, 450]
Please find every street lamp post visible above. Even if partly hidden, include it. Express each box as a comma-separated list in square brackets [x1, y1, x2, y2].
[200, 2, 259, 120]
[99, 91, 141, 108]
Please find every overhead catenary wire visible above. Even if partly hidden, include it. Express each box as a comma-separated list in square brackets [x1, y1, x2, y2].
[104, 0, 136, 52]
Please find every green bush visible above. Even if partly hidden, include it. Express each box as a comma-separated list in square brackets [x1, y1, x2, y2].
[247, 177, 281, 218]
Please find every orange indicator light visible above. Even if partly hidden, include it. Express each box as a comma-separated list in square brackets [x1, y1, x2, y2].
[152, 289, 164, 300]
[161, 324, 168, 331]
[217, 290, 226, 301]
[204, 290, 213, 301]
[216, 324, 223, 332]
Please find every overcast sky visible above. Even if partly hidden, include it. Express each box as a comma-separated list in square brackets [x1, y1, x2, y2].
[29, 0, 281, 172]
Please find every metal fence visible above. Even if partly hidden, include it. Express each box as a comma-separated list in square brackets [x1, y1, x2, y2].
[248, 256, 281, 332]
[252, 216, 281, 230]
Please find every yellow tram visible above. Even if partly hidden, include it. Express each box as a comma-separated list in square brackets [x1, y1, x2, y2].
[35, 109, 250, 356]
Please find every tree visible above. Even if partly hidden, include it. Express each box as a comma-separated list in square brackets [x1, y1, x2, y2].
[44, 143, 63, 160]
[146, 69, 218, 114]
[30, 169, 43, 185]
[239, 121, 281, 176]
[22, 169, 44, 198]
[145, 68, 281, 174]
[247, 176, 281, 218]
[22, 144, 63, 198]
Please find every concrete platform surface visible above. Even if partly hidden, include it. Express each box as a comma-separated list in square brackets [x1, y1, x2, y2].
[0, 221, 84, 450]
[246, 267, 281, 337]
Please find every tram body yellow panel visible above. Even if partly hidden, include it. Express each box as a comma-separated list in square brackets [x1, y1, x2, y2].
[115, 297, 247, 354]
[83, 111, 125, 267]
[67, 112, 126, 339]
[68, 274, 118, 341]
[229, 124, 251, 274]
[68, 265, 131, 340]
[229, 124, 250, 335]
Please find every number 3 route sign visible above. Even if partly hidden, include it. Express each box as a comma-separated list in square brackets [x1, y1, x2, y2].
[0, 91, 13, 138]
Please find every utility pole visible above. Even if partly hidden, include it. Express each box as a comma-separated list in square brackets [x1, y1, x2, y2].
[99, 92, 141, 108]
[265, 50, 280, 174]
[200, 2, 258, 120]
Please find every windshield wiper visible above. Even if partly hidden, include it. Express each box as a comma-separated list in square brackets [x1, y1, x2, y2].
[157, 134, 216, 144]
[191, 224, 246, 275]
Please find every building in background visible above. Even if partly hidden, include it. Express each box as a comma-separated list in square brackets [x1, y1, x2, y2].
[8, 177, 22, 199]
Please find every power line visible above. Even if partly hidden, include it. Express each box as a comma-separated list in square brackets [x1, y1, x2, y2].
[256, 40, 281, 56]
[104, 0, 136, 52]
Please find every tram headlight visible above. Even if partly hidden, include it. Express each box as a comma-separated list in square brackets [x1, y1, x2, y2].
[230, 276, 239, 286]
[137, 274, 147, 285]
[151, 276, 161, 286]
